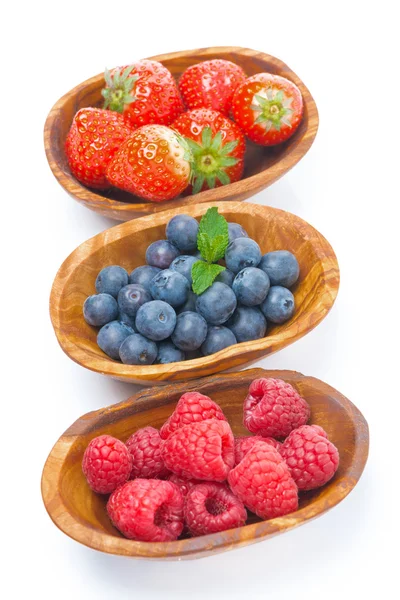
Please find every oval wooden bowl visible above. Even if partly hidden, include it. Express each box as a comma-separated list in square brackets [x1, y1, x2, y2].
[44, 46, 319, 221]
[41, 368, 369, 560]
[50, 201, 339, 385]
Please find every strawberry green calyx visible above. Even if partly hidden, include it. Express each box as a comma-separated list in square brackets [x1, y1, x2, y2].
[102, 65, 138, 113]
[184, 127, 239, 195]
[251, 88, 294, 132]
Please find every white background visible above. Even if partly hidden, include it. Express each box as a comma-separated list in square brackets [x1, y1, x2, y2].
[2, 1, 398, 598]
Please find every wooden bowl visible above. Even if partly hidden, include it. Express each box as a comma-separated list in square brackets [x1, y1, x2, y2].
[44, 46, 319, 221]
[50, 201, 339, 385]
[41, 368, 369, 560]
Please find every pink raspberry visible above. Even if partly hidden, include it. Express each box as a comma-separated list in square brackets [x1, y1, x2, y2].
[125, 426, 168, 479]
[244, 378, 310, 438]
[167, 473, 201, 497]
[280, 425, 339, 490]
[107, 479, 184, 541]
[185, 482, 247, 536]
[161, 418, 235, 482]
[160, 392, 227, 440]
[234, 435, 282, 465]
[228, 440, 298, 520]
[82, 434, 132, 494]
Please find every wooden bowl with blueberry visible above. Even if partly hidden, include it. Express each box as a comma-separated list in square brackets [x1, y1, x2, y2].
[49, 201, 339, 385]
[44, 46, 319, 221]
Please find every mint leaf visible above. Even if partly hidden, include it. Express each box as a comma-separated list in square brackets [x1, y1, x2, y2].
[197, 232, 213, 262]
[198, 207, 228, 242]
[192, 262, 226, 295]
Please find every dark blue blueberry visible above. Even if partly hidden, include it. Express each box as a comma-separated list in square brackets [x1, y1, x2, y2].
[201, 326, 237, 356]
[171, 311, 208, 351]
[97, 320, 134, 360]
[177, 291, 198, 314]
[135, 300, 177, 341]
[117, 284, 151, 317]
[226, 306, 266, 342]
[170, 255, 199, 285]
[150, 269, 189, 308]
[225, 238, 262, 274]
[196, 282, 237, 325]
[129, 265, 161, 292]
[260, 286, 295, 324]
[119, 334, 157, 365]
[155, 340, 185, 364]
[185, 349, 203, 360]
[83, 294, 118, 327]
[95, 265, 129, 298]
[215, 268, 235, 287]
[228, 222, 249, 243]
[118, 312, 137, 331]
[191, 250, 203, 260]
[166, 214, 199, 252]
[232, 267, 270, 306]
[146, 240, 180, 269]
[258, 251, 300, 288]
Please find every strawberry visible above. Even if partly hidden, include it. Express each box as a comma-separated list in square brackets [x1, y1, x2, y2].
[179, 59, 246, 117]
[65, 107, 133, 190]
[232, 73, 303, 146]
[106, 124, 191, 202]
[172, 108, 245, 194]
[102, 60, 184, 128]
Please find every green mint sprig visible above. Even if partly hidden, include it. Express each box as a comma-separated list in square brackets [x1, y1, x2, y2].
[191, 207, 229, 295]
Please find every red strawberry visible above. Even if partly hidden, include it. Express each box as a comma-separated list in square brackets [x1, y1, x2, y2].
[65, 108, 133, 190]
[172, 108, 245, 194]
[102, 60, 184, 128]
[106, 125, 191, 202]
[179, 59, 246, 117]
[232, 73, 303, 146]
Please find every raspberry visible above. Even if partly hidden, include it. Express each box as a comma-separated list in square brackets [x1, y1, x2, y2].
[234, 435, 282, 465]
[167, 473, 201, 497]
[228, 441, 298, 520]
[125, 426, 168, 479]
[244, 378, 310, 438]
[82, 434, 132, 494]
[162, 418, 235, 481]
[185, 482, 247, 536]
[107, 479, 184, 541]
[279, 425, 339, 490]
[160, 392, 227, 440]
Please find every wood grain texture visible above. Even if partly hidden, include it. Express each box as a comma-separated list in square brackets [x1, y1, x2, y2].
[44, 46, 319, 221]
[49, 201, 339, 384]
[41, 368, 369, 560]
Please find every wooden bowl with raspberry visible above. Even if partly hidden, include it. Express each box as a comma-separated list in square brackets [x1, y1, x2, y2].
[44, 46, 319, 221]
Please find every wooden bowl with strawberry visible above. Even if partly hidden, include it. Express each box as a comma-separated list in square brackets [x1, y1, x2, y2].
[44, 47, 319, 221]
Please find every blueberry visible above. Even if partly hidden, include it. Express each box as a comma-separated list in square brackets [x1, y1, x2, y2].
[95, 265, 129, 298]
[83, 293, 118, 327]
[215, 268, 235, 287]
[177, 290, 197, 314]
[171, 311, 208, 351]
[226, 307, 266, 342]
[150, 269, 189, 308]
[136, 300, 177, 341]
[225, 238, 262, 273]
[185, 349, 203, 360]
[119, 334, 157, 365]
[191, 250, 203, 260]
[117, 284, 151, 317]
[260, 286, 295, 324]
[201, 326, 237, 356]
[129, 265, 161, 292]
[97, 320, 134, 360]
[166, 214, 199, 252]
[259, 251, 300, 288]
[117, 312, 137, 331]
[232, 267, 270, 306]
[196, 282, 237, 325]
[170, 255, 199, 285]
[146, 240, 180, 269]
[228, 222, 249, 243]
[155, 340, 185, 364]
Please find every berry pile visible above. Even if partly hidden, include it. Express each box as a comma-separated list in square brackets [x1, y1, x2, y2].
[65, 58, 303, 202]
[82, 378, 339, 542]
[83, 208, 300, 365]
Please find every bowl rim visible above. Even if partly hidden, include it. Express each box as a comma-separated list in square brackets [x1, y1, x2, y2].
[43, 46, 319, 218]
[49, 201, 340, 383]
[41, 368, 369, 559]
